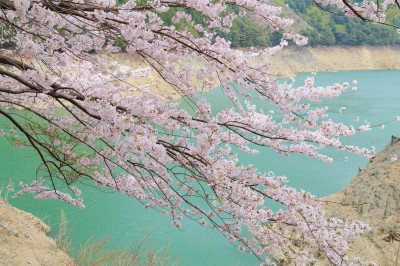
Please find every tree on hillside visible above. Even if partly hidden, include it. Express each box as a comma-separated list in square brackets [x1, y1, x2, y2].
[0, 0, 397, 264]
[312, 0, 400, 28]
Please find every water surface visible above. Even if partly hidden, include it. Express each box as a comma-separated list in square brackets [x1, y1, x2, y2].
[0, 70, 399, 265]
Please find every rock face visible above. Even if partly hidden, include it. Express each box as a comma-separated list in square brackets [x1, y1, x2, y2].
[321, 137, 400, 265]
[0, 198, 74, 265]
[273, 137, 400, 265]
[266, 46, 400, 78]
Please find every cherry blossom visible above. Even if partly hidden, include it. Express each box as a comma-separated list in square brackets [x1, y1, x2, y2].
[0, 0, 390, 264]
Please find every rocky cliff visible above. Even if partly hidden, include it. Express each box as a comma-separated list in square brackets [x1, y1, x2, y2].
[263, 45, 400, 77]
[274, 137, 400, 265]
[320, 137, 400, 265]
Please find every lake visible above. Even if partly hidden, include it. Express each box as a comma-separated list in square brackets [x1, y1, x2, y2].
[0, 70, 399, 265]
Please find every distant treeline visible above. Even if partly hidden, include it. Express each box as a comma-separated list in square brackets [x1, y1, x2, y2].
[184, 0, 400, 47]
[116, 0, 400, 48]
[159, 6, 276, 48]
[285, 0, 400, 46]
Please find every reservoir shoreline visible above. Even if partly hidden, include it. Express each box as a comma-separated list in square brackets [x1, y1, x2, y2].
[267, 45, 400, 78]
[114, 45, 400, 99]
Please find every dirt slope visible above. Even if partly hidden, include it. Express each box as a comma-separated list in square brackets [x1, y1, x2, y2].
[266, 46, 400, 78]
[320, 137, 400, 265]
[274, 138, 400, 265]
[0, 198, 74, 266]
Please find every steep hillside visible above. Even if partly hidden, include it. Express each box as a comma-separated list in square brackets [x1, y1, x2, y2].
[274, 137, 400, 265]
[320, 137, 400, 265]
[285, 0, 400, 46]
[113, 0, 400, 48]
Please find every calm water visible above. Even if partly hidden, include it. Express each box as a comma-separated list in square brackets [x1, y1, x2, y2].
[0, 70, 399, 265]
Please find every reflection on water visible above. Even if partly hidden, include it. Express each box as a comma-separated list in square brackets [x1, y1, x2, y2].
[0, 70, 399, 265]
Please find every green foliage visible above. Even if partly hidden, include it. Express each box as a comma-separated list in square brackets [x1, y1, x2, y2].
[110, 0, 400, 48]
[116, 0, 129, 5]
[157, 6, 270, 47]
[285, 0, 400, 46]
[220, 17, 271, 48]
[158, 8, 203, 37]
[0, 21, 16, 48]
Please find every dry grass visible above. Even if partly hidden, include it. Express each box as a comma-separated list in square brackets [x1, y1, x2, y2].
[55, 210, 74, 255]
[56, 212, 178, 266]
[76, 237, 177, 266]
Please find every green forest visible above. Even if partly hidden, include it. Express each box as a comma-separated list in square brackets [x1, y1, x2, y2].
[218, 0, 400, 47]
[284, 0, 400, 46]
[225, 0, 400, 47]
[118, 0, 400, 48]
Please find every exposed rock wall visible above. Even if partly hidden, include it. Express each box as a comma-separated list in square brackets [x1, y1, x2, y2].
[274, 138, 400, 265]
[265, 46, 400, 77]
[320, 137, 400, 265]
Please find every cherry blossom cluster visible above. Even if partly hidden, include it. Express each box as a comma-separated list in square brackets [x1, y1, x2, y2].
[13, 179, 84, 208]
[0, 0, 385, 264]
[313, 0, 400, 26]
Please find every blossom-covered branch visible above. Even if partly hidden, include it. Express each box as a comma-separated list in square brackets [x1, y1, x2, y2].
[0, 0, 383, 264]
[313, 0, 400, 29]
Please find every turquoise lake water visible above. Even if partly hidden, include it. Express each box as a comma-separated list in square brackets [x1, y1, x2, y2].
[0, 70, 399, 265]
